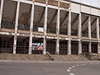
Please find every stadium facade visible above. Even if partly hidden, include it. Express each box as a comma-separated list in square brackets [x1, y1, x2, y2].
[0, 0, 100, 55]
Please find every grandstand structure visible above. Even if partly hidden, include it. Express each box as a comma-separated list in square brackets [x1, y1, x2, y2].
[0, 0, 100, 55]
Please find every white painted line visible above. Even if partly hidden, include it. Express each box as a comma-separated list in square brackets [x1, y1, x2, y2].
[72, 66, 75, 68]
[76, 65, 79, 67]
[81, 64, 85, 66]
[0, 66, 13, 67]
[68, 67, 72, 69]
[96, 63, 99, 64]
[90, 63, 93, 65]
[67, 69, 70, 72]
[69, 73, 75, 75]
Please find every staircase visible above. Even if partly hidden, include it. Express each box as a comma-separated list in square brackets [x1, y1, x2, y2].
[81, 52, 100, 60]
[0, 53, 90, 61]
[45, 52, 54, 60]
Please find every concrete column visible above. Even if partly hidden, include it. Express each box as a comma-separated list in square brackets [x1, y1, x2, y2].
[96, 18, 99, 39]
[43, 6, 48, 55]
[89, 42, 91, 52]
[78, 14, 81, 38]
[56, 8, 60, 55]
[78, 41, 82, 54]
[98, 42, 100, 53]
[29, 4, 34, 54]
[97, 18, 100, 53]
[67, 9, 71, 55]
[88, 16, 91, 52]
[78, 13, 82, 54]
[0, 0, 4, 29]
[88, 16, 91, 39]
[13, 1, 20, 54]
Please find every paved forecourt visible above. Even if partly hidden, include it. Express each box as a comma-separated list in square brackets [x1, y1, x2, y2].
[0, 60, 100, 75]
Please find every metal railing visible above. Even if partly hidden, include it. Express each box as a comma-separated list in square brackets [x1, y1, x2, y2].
[1, 21, 15, 29]
[81, 52, 99, 60]
[46, 51, 54, 61]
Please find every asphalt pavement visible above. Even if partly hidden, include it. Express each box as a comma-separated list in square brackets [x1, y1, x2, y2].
[0, 60, 100, 75]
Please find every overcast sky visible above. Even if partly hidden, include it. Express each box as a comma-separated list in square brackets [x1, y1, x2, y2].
[70, 0, 100, 7]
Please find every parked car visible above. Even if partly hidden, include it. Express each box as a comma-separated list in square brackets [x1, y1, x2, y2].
[35, 45, 43, 50]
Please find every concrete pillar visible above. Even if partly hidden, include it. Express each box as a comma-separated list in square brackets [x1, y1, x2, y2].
[43, 6, 48, 55]
[88, 16, 91, 52]
[0, 0, 4, 29]
[96, 18, 99, 39]
[97, 18, 100, 53]
[98, 42, 100, 53]
[13, 1, 20, 54]
[78, 13, 81, 38]
[43, 37, 46, 55]
[89, 42, 91, 52]
[78, 41, 82, 54]
[56, 7, 60, 55]
[67, 9, 71, 55]
[88, 16, 91, 39]
[29, 4, 34, 54]
[78, 13, 82, 54]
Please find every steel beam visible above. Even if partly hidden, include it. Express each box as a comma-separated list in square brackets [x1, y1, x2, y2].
[26, 6, 32, 24]
[48, 10, 57, 28]
[82, 17, 89, 34]
[83, 17, 96, 35]
[60, 12, 69, 27]
[71, 14, 79, 27]
[91, 18, 97, 33]
[71, 14, 79, 35]
[82, 17, 88, 26]
[37, 8, 45, 26]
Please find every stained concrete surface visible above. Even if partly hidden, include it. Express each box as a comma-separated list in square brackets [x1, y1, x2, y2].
[0, 61, 100, 75]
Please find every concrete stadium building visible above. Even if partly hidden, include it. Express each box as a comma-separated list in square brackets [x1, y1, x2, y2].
[0, 0, 100, 55]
